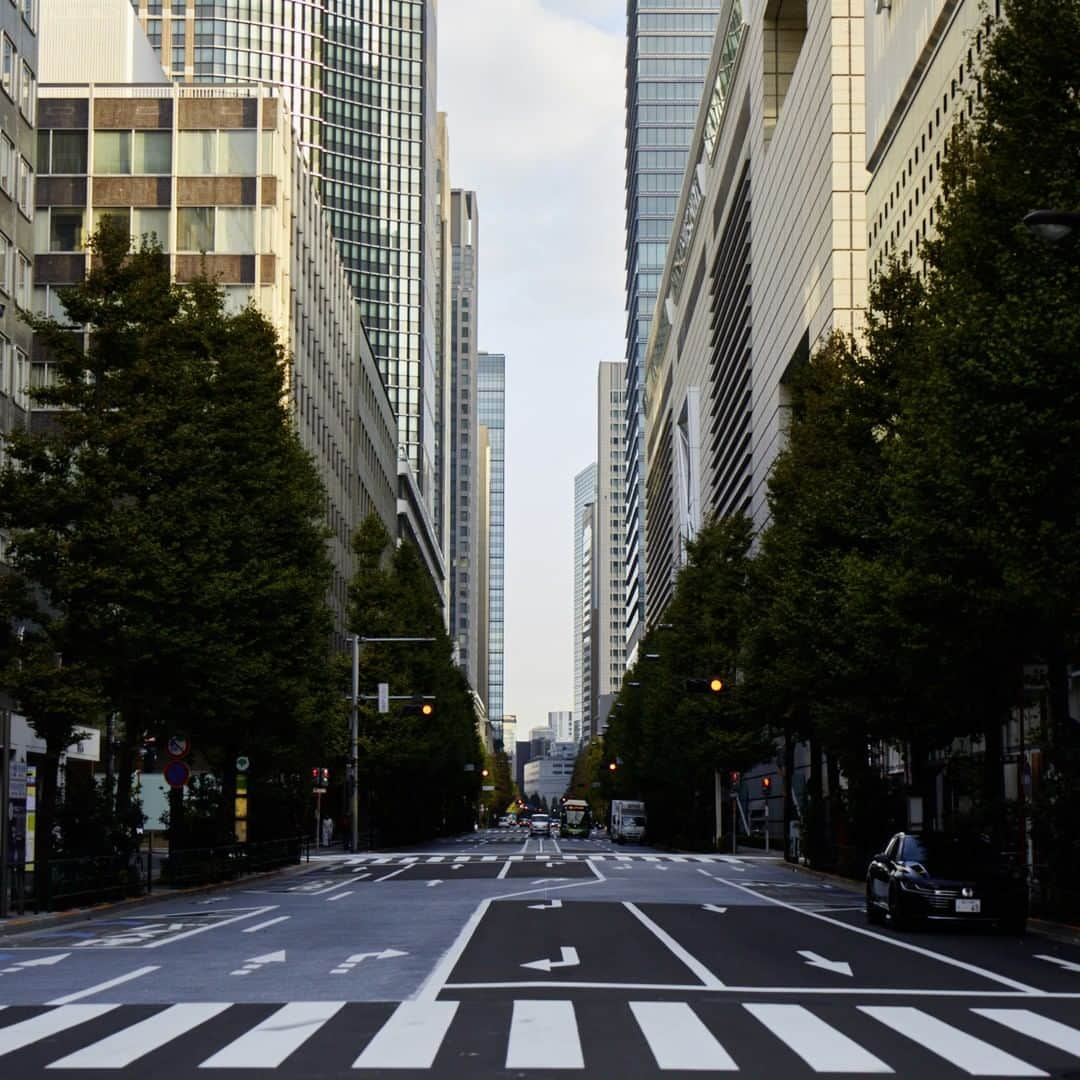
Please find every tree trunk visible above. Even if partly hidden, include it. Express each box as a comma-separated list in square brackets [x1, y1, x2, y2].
[783, 729, 796, 862]
[34, 744, 62, 910]
[807, 731, 824, 868]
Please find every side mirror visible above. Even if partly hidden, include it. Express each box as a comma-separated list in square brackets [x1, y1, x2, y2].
[872, 853, 888, 863]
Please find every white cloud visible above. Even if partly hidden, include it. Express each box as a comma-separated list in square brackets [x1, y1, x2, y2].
[438, 0, 626, 731]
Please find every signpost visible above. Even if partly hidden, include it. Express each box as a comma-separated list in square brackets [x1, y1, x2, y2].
[163, 760, 191, 788]
[166, 734, 190, 759]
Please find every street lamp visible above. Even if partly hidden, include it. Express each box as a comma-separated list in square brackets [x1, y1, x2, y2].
[1023, 209, 1080, 244]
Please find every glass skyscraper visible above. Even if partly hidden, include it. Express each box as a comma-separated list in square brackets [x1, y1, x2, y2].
[477, 351, 505, 739]
[132, 0, 439, 499]
[624, 1, 720, 654]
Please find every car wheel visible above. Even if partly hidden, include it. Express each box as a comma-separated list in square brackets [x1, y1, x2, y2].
[866, 884, 884, 925]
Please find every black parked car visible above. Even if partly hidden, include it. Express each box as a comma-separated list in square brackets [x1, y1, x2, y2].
[865, 832, 1028, 933]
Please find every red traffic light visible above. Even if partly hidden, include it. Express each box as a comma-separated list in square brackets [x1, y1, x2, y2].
[761, 776, 772, 793]
[730, 771, 740, 784]
[420, 702, 434, 717]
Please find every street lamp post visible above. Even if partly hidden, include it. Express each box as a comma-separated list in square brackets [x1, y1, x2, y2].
[1023, 209, 1080, 243]
[0, 707, 10, 918]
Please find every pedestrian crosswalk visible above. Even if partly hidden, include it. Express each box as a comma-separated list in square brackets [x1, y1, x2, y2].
[0, 998, 1077, 1074]
[338, 852, 749, 866]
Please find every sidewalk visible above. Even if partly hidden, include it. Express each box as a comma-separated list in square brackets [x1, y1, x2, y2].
[0, 854, 316, 938]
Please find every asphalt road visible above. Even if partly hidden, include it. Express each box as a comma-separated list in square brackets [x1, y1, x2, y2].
[0, 828, 1079, 1077]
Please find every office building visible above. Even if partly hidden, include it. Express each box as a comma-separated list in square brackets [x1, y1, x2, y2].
[128, 0, 444, 599]
[33, 80, 399, 637]
[476, 423, 491, 712]
[595, 361, 627, 736]
[477, 351, 505, 742]
[0, 0, 38, 492]
[643, 0, 867, 622]
[449, 189, 480, 691]
[624, 0, 722, 662]
[573, 463, 597, 739]
[865, 0, 996, 279]
[432, 112, 452, 590]
[548, 710, 574, 744]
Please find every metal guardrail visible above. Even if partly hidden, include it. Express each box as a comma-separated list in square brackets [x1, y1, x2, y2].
[21, 836, 308, 913]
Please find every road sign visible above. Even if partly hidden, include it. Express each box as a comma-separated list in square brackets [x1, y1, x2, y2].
[163, 760, 191, 788]
[482, 784, 495, 791]
[236, 756, 250, 773]
[377, 683, 389, 713]
[167, 734, 190, 759]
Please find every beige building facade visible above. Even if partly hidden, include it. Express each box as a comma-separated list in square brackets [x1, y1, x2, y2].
[644, 0, 868, 619]
[33, 82, 398, 638]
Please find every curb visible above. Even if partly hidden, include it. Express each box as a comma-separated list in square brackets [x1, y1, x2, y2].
[0, 858, 316, 938]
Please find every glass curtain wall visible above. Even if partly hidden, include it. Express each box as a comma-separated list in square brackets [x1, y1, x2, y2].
[624, 0, 720, 651]
[477, 351, 505, 743]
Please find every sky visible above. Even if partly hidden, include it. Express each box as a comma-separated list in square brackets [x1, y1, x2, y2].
[437, 0, 627, 737]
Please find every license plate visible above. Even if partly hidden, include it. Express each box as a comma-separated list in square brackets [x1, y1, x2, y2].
[955, 898, 981, 913]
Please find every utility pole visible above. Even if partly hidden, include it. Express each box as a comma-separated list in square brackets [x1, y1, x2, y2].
[349, 635, 359, 854]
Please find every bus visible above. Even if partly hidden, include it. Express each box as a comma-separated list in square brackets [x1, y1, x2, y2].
[560, 798, 592, 838]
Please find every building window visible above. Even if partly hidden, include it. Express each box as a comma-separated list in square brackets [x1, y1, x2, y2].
[1, 36, 13, 100]
[93, 131, 172, 175]
[176, 206, 214, 251]
[39, 130, 88, 174]
[0, 136, 11, 194]
[49, 208, 86, 252]
[15, 252, 30, 309]
[178, 129, 257, 175]
[16, 157, 31, 217]
[19, 60, 34, 124]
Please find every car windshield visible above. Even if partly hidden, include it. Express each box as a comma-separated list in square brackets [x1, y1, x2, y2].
[631, 816, 646, 826]
[902, 834, 1002, 874]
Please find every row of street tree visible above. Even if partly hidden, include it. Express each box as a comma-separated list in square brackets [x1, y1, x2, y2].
[0, 218, 483, 903]
[599, 0, 1079, 915]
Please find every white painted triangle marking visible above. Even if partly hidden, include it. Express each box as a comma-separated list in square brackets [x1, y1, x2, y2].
[15, 953, 70, 968]
[249, 950, 286, 965]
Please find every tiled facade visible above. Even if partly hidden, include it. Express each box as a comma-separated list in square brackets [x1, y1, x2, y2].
[643, 0, 868, 621]
[33, 83, 398, 638]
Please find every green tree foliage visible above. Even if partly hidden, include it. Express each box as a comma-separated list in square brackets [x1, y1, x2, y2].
[348, 514, 484, 845]
[0, 221, 338, 874]
[567, 738, 608, 824]
[605, 515, 771, 849]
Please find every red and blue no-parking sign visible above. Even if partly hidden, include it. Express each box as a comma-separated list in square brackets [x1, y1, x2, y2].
[163, 759, 191, 788]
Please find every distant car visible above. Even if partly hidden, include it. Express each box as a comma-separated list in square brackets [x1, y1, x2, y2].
[497, 816, 512, 827]
[550, 820, 561, 837]
[866, 832, 1028, 933]
[529, 814, 551, 836]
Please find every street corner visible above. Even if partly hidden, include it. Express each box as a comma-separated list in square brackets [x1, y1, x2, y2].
[442, 899, 718, 990]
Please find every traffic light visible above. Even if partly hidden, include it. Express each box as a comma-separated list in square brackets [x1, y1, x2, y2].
[730, 771, 740, 785]
[312, 767, 329, 787]
[686, 677, 725, 694]
[402, 696, 435, 717]
[608, 761, 618, 772]
[761, 776, 772, 795]
[481, 768, 490, 778]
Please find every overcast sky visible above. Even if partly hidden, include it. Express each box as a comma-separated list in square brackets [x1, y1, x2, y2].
[438, 0, 627, 737]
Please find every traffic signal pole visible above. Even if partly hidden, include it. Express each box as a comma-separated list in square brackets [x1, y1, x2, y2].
[349, 636, 360, 854]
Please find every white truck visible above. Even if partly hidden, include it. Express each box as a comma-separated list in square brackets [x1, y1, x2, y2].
[610, 800, 647, 844]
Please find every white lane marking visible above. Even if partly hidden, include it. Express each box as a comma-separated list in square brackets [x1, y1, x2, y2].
[310, 881, 355, 897]
[587, 855, 606, 862]
[509, 855, 525, 862]
[505, 1000, 584, 1070]
[201, 1002, 345, 1069]
[631, 1001, 737, 1071]
[974, 1008, 1080, 1056]
[518, 837, 530, 855]
[138, 905, 278, 946]
[623, 903, 724, 988]
[0, 1005, 117, 1056]
[48, 966, 161, 1005]
[400, 857, 419, 864]
[643, 856, 660, 862]
[49, 1003, 230, 1069]
[374, 867, 409, 882]
[670, 856, 689, 863]
[415, 899, 492, 1003]
[351, 871, 371, 879]
[242, 916, 291, 934]
[427, 879, 443, 887]
[497, 860, 512, 880]
[372, 857, 393, 864]
[439, 982, 1080, 996]
[453, 856, 470, 863]
[745, 1004, 893, 1073]
[551, 836, 563, 856]
[1033, 954, 1080, 973]
[481, 856, 497, 862]
[352, 1001, 458, 1069]
[528, 899, 563, 910]
[328, 891, 354, 902]
[861, 1006, 1046, 1076]
[702, 904, 728, 914]
[715, 876, 1043, 993]
[616, 856, 632, 862]
[426, 856, 445, 863]
[697, 868, 713, 877]
[798, 950, 853, 977]
[521, 947, 579, 972]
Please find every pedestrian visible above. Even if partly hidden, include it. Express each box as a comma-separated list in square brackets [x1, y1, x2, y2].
[321, 815, 333, 847]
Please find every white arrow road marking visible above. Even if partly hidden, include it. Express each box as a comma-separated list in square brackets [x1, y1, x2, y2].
[702, 904, 728, 914]
[231, 950, 286, 976]
[331, 948, 408, 974]
[521, 947, 580, 973]
[1034, 954, 1080, 973]
[528, 899, 563, 910]
[426, 880, 443, 887]
[0, 952, 71, 974]
[798, 950, 854, 977]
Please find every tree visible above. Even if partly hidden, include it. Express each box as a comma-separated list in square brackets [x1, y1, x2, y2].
[347, 514, 484, 845]
[1, 221, 339, 872]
